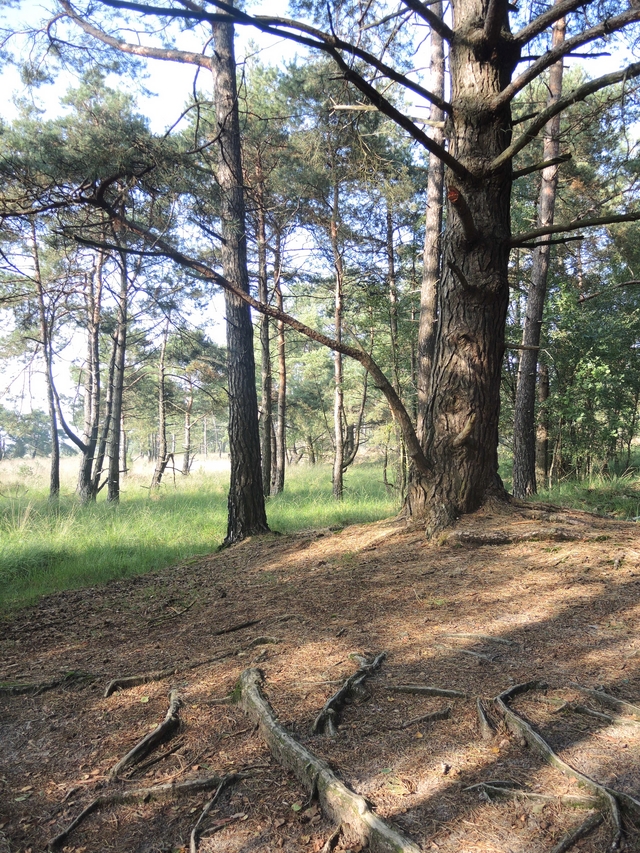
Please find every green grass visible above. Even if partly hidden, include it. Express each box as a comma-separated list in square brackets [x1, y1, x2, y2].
[0, 458, 398, 611]
[532, 473, 640, 520]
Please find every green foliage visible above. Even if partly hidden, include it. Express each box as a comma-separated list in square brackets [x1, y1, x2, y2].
[0, 460, 397, 611]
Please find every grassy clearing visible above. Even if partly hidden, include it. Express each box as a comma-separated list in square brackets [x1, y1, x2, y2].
[533, 474, 640, 520]
[0, 457, 398, 611]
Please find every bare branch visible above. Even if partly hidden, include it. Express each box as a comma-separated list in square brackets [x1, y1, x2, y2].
[495, 7, 640, 108]
[60, 0, 213, 67]
[484, 0, 508, 46]
[578, 279, 640, 303]
[510, 210, 640, 247]
[514, 0, 590, 47]
[398, 0, 454, 42]
[491, 61, 640, 171]
[512, 153, 571, 179]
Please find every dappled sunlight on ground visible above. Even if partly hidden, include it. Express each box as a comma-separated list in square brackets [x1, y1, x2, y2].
[1, 505, 640, 851]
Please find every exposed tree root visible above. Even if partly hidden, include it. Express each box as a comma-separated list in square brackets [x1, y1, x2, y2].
[189, 772, 243, 853]
[109, 690, 182, 779]
[550, 812, 604, 853]
[569, 683, 640, 721]
[237, 668, 422, 853]
[213, 618, 261, 636]
[464, 782, 599, 809]
[385, 684, 469, 699]
[435, 644, 495, 662]
[391, 706, 451, 730]
[442, 632, 515, 646]
[320, 824, 343, 853]
[476, 698, 496, 740]
[104, 651, 232, 697]
[445, 528, 579, 546]
[494, 681, 640, 850]
[313, 652, 386, 735]
[48, 774, 226, 850]
[0, 670, 93, 696]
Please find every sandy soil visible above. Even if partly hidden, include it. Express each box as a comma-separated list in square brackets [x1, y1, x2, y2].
[1, 504, 640, 853]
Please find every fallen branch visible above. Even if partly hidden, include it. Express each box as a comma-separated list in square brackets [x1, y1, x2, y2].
[391, 706, 451, 730]
[313, 652, 386, 735]
[148, 597, 197, 626]
[213, 618, 261, 636]
[48, 774, 226, 850]
[494, 682, 632, 849]
[385, 684, 469, 699]
[109, 690, 182, 779]
[238, 668, 422, 853]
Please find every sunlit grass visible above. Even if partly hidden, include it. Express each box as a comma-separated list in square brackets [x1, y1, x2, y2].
[533, 473, 640, 520]
[0, 457, 398, 611]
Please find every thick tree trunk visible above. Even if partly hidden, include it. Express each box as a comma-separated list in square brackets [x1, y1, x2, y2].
[107, 255, 128, 502]
[405, 0, 515, 535]
[214, 14, 269, 544]
[512, 8, 565, 498]
[416, 0, 445, 445]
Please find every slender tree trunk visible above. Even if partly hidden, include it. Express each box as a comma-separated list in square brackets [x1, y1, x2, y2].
[535, 363, 550, 487]
[330, 183, 345, 500]
[416, 0, 445, 444]
[273, 232, 286, 495]
[213, 13, 269, 543]
[31, 226, 60, 500]
[151, 318, 170, 489]
[107, 254, 128, 502]
[182, 385, 193, 475]
[77, 256, 105, 502]
[512, 8, 565, 497]
[256, 172, 273, 497]
[92, 332, 118, 495]
[120, 414, 128, 477]
[405, 0, 515, 536]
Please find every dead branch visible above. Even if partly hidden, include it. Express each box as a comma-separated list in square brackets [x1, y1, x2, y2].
[550, 812, 605, 853]
[385, 684, 469, 699]
[568, 683, 640, 721]
[237, 668, 422, 853]
[109, 690, 182, 779]
[391, 706, 451, 731]
[313, 652, 386, 735]
[48, 774, 226, 850]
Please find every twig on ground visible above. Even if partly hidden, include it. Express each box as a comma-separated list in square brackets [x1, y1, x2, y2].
[390, 707, 451, 730]
[238, 667, 422, 853]
[132, 737, 186, 774]
[148, 597, 197, 626]
[213, 618, 261, 636]
[313, 652, 386, 735]
[48, 775, 226, 850]
[109, 690, 182, 779]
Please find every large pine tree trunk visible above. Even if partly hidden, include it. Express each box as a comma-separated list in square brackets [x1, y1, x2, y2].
[512, 8, 565, 498]
[405, 0, 514, 536]
[214, 14, 269, 544]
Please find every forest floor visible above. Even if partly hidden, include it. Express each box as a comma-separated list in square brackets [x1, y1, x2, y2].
[1, 504, 640, 853]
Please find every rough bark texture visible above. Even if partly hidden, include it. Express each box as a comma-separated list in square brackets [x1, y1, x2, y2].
[416, 0, 445, 445]
[214, 14, 269, 544]
[512, 7, 565, 498]
[256, 192, 273, 498]
[273, 231, 286, 496]
[107, 255, 128, 502]
[331, 185, 345, 501]
[406, 0, 516, 535]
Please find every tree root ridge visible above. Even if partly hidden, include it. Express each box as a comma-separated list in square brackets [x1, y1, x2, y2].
[494, 681, 640, 850]
[109, 689, 182, 779]
[0, 670, 93, 697]
[550, 812, 605, 853]
[569, 682, 640, 722]
[238, 667, 422, 853]
[465, 781, 599, 809]
[445, 527, 579, 546]
[313, 652, 386, 735]
[48, 774, 227, 850]
[189, 772, 244, 853]
[385, 683, 469, 699]
[104, 651, 232, 697]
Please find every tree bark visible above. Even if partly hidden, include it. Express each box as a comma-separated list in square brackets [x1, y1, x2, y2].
[273, 231, 286, 495]
[181, 384, 193, 475]
[405, 0, 515, 535]
[512, 6, 565, 498]
[256, 170, 273, 498]
[31, 226, 60, 500]
[150, 318, 170, 489]
[214, 13, 269, 544]
[107, 252, 128, 502]
[331, 183, 345, 501]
